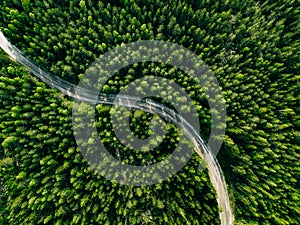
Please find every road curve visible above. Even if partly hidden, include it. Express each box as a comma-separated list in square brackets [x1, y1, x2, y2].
[0, 30, 234, 225]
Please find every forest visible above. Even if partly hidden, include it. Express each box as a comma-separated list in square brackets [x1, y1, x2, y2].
[0, 0, 299, 224]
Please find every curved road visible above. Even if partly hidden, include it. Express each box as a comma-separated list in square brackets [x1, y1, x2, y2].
[0, 30, 234, 225]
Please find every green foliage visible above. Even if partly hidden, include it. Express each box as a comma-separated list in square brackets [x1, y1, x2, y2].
[0, 0, 299, 224]
[0, 58, 219, 224]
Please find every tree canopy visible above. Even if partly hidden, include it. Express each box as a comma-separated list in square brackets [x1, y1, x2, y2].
[0, 0, 299, 224]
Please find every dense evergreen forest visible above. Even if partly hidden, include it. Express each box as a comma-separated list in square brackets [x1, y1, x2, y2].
[0, 0, 299, 224]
